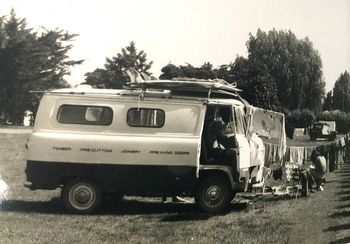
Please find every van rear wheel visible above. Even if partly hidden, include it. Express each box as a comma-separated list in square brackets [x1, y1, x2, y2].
[195, 177, 232, 213]
[62, 179, 102, 214]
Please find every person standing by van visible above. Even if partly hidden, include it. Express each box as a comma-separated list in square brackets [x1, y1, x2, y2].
[309, 149, 327, 191]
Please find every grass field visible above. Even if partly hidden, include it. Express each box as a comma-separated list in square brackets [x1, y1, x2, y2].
[0, 131, 349, 243]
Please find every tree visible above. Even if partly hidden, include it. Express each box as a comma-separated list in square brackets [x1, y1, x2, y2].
[0, 10, 82, 124]
[196, 62, 216, 79]
[228, 57, 280, 111]
[160, 62, 217, 80]
[246, 29, 325, 113]
[216, 63, 236, 83]
[159, 59, 280, 110]
[286, 109, 315, 128]
[159, 63, 182, 79]
[85, 41, 153, 88]
[331, 71, 350, 112]
[158, 29, 324, 112]
[323, 91, 333, 111]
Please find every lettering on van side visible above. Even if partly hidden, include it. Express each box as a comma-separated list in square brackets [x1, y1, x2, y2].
[174, 151, 190, 155]
[121, 149, 141, 154]
[52, 146, 71, 151]
[149, 150, 173, 155]
[149, 150, 190, 155]
[80, 148, 112, 153]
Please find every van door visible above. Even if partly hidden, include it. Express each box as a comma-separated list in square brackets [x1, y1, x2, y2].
[232, 106, 251, 170]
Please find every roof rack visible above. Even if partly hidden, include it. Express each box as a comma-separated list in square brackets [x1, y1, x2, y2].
[29, 79, 246, 103]
[127, 79, 240, 91]
[124, 78, 241, 99]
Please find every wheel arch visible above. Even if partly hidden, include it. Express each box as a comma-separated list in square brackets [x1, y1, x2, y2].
[198, 166, 234, 189]
[60, 175, 99, 187]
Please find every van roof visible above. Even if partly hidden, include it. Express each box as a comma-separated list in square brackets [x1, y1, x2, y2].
[46, 79, 247, 105]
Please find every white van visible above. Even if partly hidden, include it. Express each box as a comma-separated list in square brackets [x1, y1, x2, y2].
[24, 79, 285, 213]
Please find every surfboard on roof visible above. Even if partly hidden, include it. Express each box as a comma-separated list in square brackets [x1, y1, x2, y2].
[126, 78, 241, 98]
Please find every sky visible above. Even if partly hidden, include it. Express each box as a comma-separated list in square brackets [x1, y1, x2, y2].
[1, 0, 350, 91]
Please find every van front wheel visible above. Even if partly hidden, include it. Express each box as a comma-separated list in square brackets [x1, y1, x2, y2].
[62, 179, 102, 214]
[195, 177, 232, 213]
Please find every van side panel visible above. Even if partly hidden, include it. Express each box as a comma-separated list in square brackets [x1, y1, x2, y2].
[28, 132, 199, 166]
[26, 94, 206, 194]
[26, 160, 197, 194]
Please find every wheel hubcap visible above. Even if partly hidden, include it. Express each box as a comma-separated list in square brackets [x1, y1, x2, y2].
[76, 190, 90, 204]
[69, 183, 96, 210]
[205, 185, 223, 205]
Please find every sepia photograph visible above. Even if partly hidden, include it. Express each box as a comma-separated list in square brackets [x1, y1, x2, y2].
[0, 0, 350, 243]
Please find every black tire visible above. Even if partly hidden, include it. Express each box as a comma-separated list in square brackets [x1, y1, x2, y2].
[195, 177, 232, 213]
[106, 192, 124, 204]
[229, 192, 237, 202]
[329, 134, 336, 141]
[112, 193, 124, 203]
[62, 179, 102, 214]
[301, 173, 309, 197]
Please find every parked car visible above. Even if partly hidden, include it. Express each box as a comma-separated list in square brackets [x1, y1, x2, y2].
[309, 121, 337, 141]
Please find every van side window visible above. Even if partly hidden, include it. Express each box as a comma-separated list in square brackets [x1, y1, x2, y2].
[127, 108, 165, 128]
[57, 105, 113, 125]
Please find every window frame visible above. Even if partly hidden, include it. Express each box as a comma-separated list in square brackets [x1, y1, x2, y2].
[127, 107, 165, 128]
[57, 104, 113, 126]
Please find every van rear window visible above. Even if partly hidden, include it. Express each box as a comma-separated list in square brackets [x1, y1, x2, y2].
[127, 108, 165, 128]
[57, 105, 113, 125]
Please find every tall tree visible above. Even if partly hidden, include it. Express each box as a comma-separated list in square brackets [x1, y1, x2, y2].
[158, 29, 324, 112]
[331, 71, 350, 112]
[228, 57, 280, 111]
[0, 10, 82, 124]
[323, 91, 333, 111]
[85, 41, 153, 88]
[246, 29, 325, 112]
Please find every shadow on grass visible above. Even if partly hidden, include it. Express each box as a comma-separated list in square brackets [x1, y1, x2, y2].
[335, 203, 350, 209]
[335, 172, 350, 176]
[338, 195, 350, 201]
[329, 210, 350, 218]
[334, 175, 350, 180]
[160, 213, 212, 222]
[100, 198, 199, 215]
[159, 202, 248, 222]
[0, 197, 64, 214]
[336, 190, 350, 195]
[329, 236, 350, 244]
[337, 180, 350, 185]
[336, 184, 350, 189]
[239, 193, 300, 203]
[101, 197, 249, 217]
[324, 223, 350, 232]
[0, 197, 249, 218]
